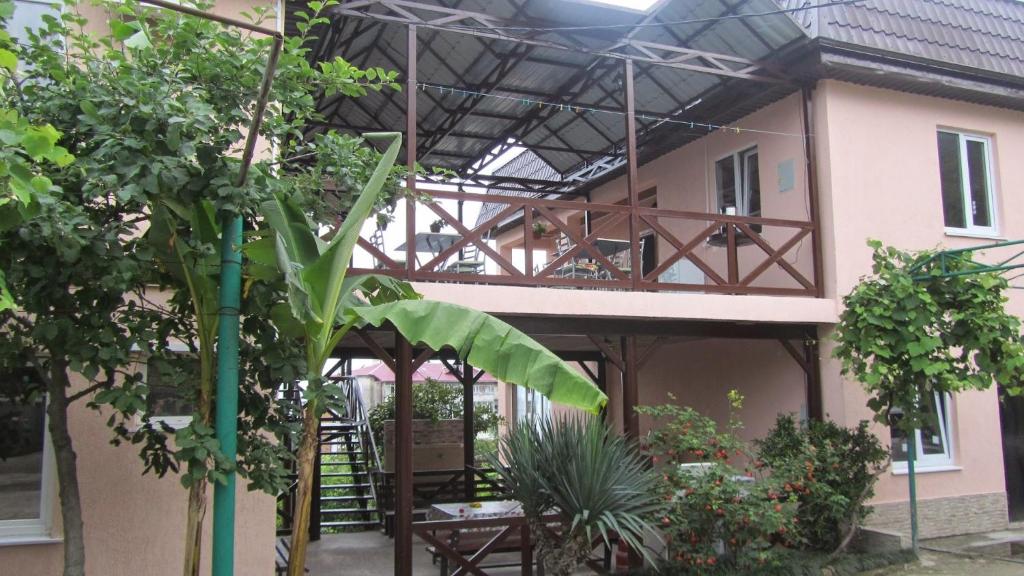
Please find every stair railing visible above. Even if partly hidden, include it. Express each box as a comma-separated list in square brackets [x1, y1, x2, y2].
[338, 376, 384, 526]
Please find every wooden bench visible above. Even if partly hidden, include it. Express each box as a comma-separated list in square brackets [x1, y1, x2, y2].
[428, 528, 527, 575]
[427, 528, 616, 575]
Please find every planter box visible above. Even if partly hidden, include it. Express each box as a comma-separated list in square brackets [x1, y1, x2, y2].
[381, 419, 464, 472]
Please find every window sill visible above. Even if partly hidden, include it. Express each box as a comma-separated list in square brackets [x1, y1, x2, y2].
[944, 229, 1004, 241]
[0, 535, 63, 547]
[891, 464, 961, 476]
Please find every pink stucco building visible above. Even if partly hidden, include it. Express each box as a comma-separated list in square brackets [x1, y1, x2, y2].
[3, 1, 1024, 575]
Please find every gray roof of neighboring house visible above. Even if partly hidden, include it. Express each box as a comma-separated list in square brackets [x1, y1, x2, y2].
[474, 150, 560, 229]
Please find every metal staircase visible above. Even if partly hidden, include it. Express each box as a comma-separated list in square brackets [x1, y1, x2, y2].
[276, 370, 385, 538]
[315, 405, 380, 532]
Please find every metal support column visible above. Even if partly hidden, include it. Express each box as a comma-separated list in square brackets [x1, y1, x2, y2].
[394, 332, 414, 576]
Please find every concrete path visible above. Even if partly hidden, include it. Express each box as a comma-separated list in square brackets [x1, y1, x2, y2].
[865, 549, 1024, 575]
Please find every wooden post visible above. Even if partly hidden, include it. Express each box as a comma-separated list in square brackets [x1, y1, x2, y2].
[521, 522, 533, 576]
[621, 335, 641, 568]
[405, 25, 417, 281]
[624, 59, 641, 291]
[805, 333, 823, 420]
[463, 361, 475, 500]
[801, 85, 825, 298]
[621, 336, 639, 440]
[394, 331, 414, 576]
[597, 356, 608, 425]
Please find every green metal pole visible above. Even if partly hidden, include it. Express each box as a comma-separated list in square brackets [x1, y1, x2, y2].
[907, 430, 919, 554]
[211, 35, 282, 576]
[212, 214, 243, 575]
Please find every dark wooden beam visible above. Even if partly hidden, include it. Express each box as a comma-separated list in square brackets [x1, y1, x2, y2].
[462, 360, 475, 500]
[805, 335, 823, 421]
[588, 335, 624, 372]
[622, 335, 639, 440]
[394, 330, 414, 576]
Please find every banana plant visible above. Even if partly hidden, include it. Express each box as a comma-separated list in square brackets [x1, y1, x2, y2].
[147, 199, 220, 576]
[261, 132, 608, 576]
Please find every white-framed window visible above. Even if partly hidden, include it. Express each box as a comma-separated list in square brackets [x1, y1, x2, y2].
[937, 130, 997, 237]
[890, 392, 954, 471]
[715, 146, 761, 217]
[0, 368, 56, 543]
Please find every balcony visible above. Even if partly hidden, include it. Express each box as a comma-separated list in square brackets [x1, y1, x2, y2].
[353, 188, 819, 298]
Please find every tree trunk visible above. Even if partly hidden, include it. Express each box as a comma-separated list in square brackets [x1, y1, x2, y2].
[182, 477, 208, 576]
[47, 359, 86, 576]
[287, 403, 320, 576]
[183, 348, 214, 576]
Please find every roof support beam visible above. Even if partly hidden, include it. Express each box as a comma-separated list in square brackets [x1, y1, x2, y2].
[326, 0, 785, 83]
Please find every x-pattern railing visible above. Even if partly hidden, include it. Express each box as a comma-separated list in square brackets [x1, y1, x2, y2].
[353, 189, 818, 296]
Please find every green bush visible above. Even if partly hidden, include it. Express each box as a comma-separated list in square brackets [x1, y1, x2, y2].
[756, 415, 887, 552]
[638, 392, 800, 574]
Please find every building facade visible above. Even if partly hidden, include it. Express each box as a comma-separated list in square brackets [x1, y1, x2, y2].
[2, 1, 1024, 575]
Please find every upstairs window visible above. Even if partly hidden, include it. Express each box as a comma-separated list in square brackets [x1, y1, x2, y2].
[7, 1, 60, 44]
[938, 130, 997, 236]
[715, 147, 760, 217]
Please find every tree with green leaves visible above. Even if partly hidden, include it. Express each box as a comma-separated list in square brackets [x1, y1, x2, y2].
[0, 1, 403, 574]
[0, 0, 74, 311]
[833, 240, 1024, 549]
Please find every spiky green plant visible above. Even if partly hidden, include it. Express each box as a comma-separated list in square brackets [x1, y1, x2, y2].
[490, 416, 661, 575]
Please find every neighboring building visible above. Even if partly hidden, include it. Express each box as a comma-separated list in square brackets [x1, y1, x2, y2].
[3, 1, 1024, 575]
[350, 361, 501, 415]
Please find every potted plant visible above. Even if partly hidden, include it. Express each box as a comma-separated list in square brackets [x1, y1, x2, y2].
[429, 218, 447, 233]
[532, 221, 548, 239]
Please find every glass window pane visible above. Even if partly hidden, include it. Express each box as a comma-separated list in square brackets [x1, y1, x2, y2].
[0, 369, 45, 521]
[890, 424, 909, 462]
[920, 393, 948, 457]
[744, 150, 760, 216]
[146, 357, 193, 417]
[8, 1, 59, 45]
[715, 155, 736, 212]
[937, 132, 965, 229]
[966, 139, 991, 228]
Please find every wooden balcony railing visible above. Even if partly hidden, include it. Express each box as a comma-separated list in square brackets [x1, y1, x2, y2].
[353, 189, 819, 297]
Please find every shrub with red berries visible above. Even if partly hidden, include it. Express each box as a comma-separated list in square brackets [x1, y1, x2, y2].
[637, 392, 800, 574]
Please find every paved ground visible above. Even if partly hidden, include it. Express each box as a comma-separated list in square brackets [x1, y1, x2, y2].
[307, 529, 1024, 575]
[865, 549, 1024, 575]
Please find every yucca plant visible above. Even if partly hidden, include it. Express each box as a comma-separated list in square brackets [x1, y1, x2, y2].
[491, 416, 661, 575]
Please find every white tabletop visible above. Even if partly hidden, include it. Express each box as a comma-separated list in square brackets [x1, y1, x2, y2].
[428, 500, 522, 520]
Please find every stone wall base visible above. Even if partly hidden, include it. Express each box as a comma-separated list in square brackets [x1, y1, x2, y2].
[863, 491, 1008, 539]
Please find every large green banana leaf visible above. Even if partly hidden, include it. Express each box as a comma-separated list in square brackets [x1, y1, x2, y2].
[348, 300, 609, 414]
[262, 132, 403, 367]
